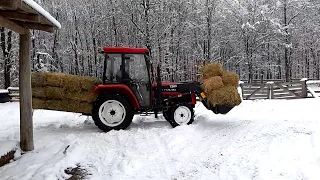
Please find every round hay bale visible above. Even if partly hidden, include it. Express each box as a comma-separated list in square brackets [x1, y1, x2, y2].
[207, 86, 241, 106]
[200, 63, 223, 79]
[202, 76, 224, 93]
[221, 71, 239, 87]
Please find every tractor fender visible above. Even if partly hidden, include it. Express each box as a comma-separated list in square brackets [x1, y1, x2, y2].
[93, 84, 140, 109]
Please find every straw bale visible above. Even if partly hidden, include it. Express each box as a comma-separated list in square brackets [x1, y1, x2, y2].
[64, 90, 97, 103]
[202, 76, 224, 93]
[207, 86, 241, 106]
[45, 72, 65, 87]
[31, 72, 47, 87]
[80, 77, 102, 91]
[221, 71, 239, 87]
[62, 75, 82, 91]
[32, 87, 47, 98]
[46, 100, 92, 114]
[32, 86, 97, 103]
[200, 63, 223, 80]
[32, 98, 47, 109]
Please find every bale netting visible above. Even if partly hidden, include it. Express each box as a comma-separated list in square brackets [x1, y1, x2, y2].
[202, 76, 224, 94]
[221, 71, 239, 87]
[207, 86, 242, 106]
[200, 62, 223, 80]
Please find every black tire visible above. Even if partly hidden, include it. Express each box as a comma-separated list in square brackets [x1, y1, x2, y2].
[167, 104, 195, 128]
[92, 94, 134, 132]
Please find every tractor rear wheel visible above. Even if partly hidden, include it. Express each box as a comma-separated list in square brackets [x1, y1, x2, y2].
[166, 104, 194, 128]
[92, 94, 133, 132]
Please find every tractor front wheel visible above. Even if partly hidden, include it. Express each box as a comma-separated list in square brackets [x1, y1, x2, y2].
[166, 104, 194, 128]
[92, 94, 133, 132]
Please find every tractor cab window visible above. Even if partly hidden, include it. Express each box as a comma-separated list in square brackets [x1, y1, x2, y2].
[104, 54, 122, 82]
[124, 54, 149, 83]
[124, 54, 150, 108]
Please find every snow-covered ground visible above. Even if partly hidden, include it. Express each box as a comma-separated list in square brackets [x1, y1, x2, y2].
[1, 99, 320, 180]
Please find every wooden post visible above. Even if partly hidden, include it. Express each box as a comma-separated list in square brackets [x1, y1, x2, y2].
[19, 32, 34, 151]
[266, 82, 274, 99]
[300, 78, 308, 98]
[239, 81, 244, 100]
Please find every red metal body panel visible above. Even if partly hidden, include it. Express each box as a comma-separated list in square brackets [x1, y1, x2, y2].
[191, 92, 196, 105]
[103, 47, 149, 54]
[93, 84, 140, 109]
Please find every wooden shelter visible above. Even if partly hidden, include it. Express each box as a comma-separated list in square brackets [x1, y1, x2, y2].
[0, 0, 61, 151]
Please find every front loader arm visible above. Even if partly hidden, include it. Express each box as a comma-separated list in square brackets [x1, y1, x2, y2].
[177, 82, 235, 115]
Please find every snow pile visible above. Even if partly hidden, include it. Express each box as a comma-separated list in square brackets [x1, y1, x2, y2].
[23, 0, 61, 29]
[0, 99, 320, 179]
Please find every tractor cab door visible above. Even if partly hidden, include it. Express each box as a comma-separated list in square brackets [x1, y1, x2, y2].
[123, 54, 151, 109]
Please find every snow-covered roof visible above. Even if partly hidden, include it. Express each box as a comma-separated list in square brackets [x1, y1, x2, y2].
[22, 0, 61, 29]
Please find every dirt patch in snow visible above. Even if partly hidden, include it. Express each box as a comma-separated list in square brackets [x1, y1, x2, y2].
[0, 150, 15, 167]
[64, 164, 91, 180]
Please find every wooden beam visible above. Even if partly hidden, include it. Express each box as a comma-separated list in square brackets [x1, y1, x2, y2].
[0, 15, 28, 34]
[19, 32, 34, 152]
[0, 11, 40, 23]
[14, 21, 54, 33]
[0, 0, 21, 10]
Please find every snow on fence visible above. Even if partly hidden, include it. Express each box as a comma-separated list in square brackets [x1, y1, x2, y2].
[239, 79, 320, 100]
[306, 80, 320, 98]
[7, 87, 19, 102]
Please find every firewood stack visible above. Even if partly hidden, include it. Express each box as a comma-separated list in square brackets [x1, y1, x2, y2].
[200, 63, 242, 107]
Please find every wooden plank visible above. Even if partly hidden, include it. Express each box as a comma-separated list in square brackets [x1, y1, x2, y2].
[14, 21, 54, 33]
[19, 32, 34, 151]
[242, 87, 262, 91]
[0, 0, 21, 10]
[0, 11, 40, 23]
[246, 84, 267, 100]
[250, 94, 268, 98]
[0, 15, 28, 34]
[273, 96, 299, 99]
[275, 83, 302, 98]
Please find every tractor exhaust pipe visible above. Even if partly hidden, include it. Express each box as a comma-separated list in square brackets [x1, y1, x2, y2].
[154, 65, 163, 118]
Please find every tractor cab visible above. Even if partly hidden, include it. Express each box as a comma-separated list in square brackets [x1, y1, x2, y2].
[100, 47, 153, 109]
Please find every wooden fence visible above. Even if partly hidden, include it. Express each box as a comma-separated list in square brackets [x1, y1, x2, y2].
[5, 79, 320, 102]
[7, 87, 19, 102]
[239, 79, 320, 100]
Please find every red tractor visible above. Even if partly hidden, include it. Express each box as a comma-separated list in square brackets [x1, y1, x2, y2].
[91, 47, 234, 132]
